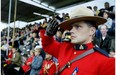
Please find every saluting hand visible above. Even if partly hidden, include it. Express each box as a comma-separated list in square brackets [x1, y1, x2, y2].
[46, 19, 59, 36]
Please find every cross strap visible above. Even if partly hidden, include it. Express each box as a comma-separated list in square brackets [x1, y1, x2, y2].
[55, 49, 94, 75]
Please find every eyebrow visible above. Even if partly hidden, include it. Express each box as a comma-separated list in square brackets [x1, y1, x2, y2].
[72, 23, 82, 28]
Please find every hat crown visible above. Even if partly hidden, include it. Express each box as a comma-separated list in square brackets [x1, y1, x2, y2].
[59, 7, 106, 30]
[70, 7, 94, 19]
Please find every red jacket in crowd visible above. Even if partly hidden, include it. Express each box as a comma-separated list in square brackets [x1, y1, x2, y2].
[5, 50, 13, 64]
[22, 55, 34, 73]
[39, 60, 56, 75]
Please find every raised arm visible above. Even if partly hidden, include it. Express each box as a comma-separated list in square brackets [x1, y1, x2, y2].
[39, 19, 61, 58]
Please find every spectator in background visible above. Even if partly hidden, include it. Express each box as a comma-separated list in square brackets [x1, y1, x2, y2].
[9, 36, 19, 49]
[62, 30, 69, 41]
[104, 2, 111, 11]
[87, 6, 92, 10]
[39, 53, 56, 75]
[38, 32, 46, 60]
[32, 37, 45, 58]
[55, 14, 62, 22]
[25, 35, 32, 52]
[93, 6, 100, 16]
[64, 13, 70, 20]
[42, 18, 48, 29]
[31, 26, 34, 32]
[103, 2, 115, 13]
[29, 33, 34, 43]
[97, 8, 113, 39]
[1, 46, 13, 75]
[3, 47, 21, 75]
[30, 47, 43, 75]
[32, 37, 42, 49]
[103, 11, 113, 29]
[32, 32, 37, 38]
[96, 25, 112, 53]
[21, 54, 28, 66]
[107, 21, 115, 37]
[1, 40, 8, 57]
[8, 47, 21, 66]
[19, 50, 35, 75]
[25, 28, 30, 34]
[33, 23, 39, 38]
[61, 13, 66, 22]
[61, 30, 71, 42]
[99, 2, 115, 20]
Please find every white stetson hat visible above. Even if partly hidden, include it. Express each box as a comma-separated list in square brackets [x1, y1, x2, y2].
[59, 7, 106, 30]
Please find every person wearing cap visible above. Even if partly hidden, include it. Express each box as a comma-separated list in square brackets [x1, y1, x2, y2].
[39, 7, 114, 75]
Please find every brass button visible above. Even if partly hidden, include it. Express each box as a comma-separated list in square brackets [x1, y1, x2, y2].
[74, 52, 76, 54]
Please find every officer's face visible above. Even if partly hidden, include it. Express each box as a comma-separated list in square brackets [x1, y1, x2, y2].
[70, 21, 95, 44]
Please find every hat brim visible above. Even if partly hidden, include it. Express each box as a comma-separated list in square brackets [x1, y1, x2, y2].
[59, 16, 107, 30]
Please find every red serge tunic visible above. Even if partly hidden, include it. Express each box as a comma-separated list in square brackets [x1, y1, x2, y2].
[39, 60, 56, 75]
[40, 30, 115, 75]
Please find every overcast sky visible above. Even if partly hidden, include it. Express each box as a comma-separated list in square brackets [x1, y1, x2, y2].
[0, 0, 115, 31]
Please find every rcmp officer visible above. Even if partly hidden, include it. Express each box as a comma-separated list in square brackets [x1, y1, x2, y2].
[40, 7, 115, 75]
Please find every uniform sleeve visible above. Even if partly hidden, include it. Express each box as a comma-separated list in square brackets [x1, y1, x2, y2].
[40, 30, 61, 58]
[99, 58, 115, 75]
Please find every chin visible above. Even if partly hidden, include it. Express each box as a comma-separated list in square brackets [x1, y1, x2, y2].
[71, 40, 78, 44]
[71, 40, 85, 44]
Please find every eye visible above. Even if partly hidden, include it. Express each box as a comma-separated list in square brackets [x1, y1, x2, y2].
[74, 25, 81, 29]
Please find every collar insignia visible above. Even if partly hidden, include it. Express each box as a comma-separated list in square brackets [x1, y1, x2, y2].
[74, 44, 87, 50]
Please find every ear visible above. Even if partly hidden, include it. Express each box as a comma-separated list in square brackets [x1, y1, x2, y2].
[90, 27, 96, 35]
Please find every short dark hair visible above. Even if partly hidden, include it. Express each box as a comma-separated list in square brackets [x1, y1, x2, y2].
[84, 21, 96, 38]
[104, 11, 110, 18]
[105, 2, 109, 5]
[84, 20, 96, 28]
